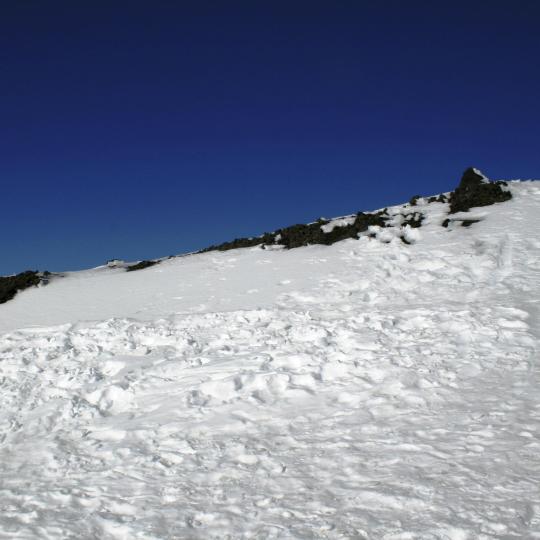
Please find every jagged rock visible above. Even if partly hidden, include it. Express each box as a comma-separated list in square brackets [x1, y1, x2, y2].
[449, 167, 511, 214]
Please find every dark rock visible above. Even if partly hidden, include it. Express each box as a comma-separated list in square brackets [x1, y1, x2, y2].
[442, 218, 450, 228]
[0, 270, 41, 304]
[449, 167, 511, 214]
[459, 167, 486, 187]
[428, 194, 448, 204]
[200, 232, 276, 253]
[273, 211, 387, 249]
[402, 212, 424, 228]
[409, 195, 421, 206]
[200, 211, 389, 253]
[461, 219, 481, 227]
[126, 260, 159, 272]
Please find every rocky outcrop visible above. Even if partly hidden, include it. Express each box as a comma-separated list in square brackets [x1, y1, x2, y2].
[201, 210, 390, 253]
[448, 167, 511, 214]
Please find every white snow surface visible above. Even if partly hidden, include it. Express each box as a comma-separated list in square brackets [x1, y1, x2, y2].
[1, 181, 540, 539]
[320, 216, 357, 233]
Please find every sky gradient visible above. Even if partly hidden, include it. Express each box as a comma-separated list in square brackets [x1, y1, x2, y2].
[2, 1, 539, 274]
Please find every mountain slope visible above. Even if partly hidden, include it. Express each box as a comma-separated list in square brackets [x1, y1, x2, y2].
[0, 178, 539, 539]
[0, 166, 510, 307]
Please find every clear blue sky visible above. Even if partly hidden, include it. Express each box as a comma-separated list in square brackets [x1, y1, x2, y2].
[2, 1, 539, 274]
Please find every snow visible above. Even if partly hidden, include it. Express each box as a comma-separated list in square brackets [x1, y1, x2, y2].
[1, 181, 539, 539]
[320, 215, 356, 233]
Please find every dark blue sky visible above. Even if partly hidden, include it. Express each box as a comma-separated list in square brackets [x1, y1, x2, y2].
[2, 1, 539, 274]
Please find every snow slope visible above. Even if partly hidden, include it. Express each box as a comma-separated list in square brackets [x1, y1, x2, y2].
[1, 181, 539, 539]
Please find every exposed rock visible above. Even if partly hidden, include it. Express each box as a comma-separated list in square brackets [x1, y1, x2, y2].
[277, 211, 388, 249]
[449, 167, 511, 214]
[201, 211, 389, 253]
[402, 212, 424, 228]
[200, 232, 276, 253]
[126, 260, 159, 272]
[461, 219, 481, 227]
[0, 270, 42, 304]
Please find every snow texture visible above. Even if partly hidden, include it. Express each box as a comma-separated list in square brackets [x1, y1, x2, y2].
[1, 181, 539, 539]
[320, 216, 357, 233]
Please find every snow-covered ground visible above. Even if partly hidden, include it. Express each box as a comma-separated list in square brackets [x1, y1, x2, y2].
[1, 181, 539, 539]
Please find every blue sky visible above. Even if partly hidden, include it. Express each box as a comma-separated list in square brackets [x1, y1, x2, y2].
[2, 1, 539, 274]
